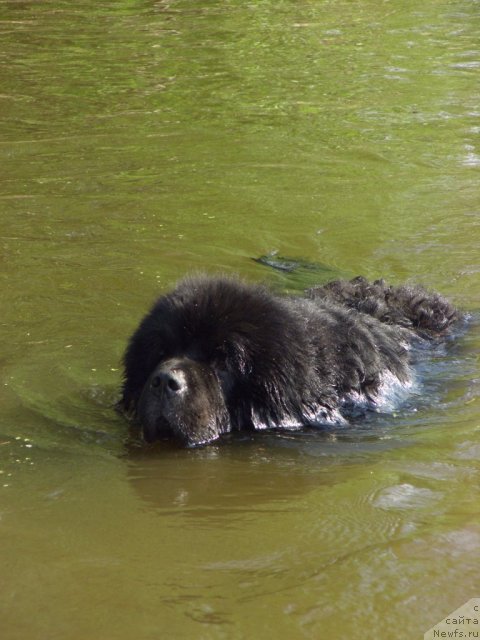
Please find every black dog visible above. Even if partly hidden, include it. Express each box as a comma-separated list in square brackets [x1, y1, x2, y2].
[120, 275, 459, 447]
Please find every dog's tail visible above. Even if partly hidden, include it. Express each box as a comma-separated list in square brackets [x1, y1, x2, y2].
[307, 276, 460, 336]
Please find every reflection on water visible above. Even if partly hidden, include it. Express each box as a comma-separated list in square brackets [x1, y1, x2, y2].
[0, 0, 479, 638]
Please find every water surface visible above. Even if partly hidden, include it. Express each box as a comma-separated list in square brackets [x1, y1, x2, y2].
[1, 1, 479, 638]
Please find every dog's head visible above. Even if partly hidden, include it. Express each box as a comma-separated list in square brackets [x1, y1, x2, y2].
[120, 276, 313, 446]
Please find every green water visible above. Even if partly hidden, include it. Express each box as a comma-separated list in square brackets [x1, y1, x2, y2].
[1, 1, 479, 638]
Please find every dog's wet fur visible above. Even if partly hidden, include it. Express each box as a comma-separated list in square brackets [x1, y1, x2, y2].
[120, 275, 460, 447]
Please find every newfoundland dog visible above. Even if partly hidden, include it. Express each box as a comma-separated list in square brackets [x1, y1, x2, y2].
[120, 275, 459, 447]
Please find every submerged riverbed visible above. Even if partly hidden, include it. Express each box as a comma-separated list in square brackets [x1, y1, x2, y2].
[1, 1, 479, 639]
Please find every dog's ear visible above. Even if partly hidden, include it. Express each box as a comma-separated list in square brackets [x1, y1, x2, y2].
[218, 336, 253, 377]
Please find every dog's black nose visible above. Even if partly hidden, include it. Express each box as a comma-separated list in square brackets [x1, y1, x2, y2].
[151, 369, 186, 398]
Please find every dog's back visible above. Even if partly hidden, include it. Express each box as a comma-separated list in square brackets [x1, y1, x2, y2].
[306, 276, 460, 337]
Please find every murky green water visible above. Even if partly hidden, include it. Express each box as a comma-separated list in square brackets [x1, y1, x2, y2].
[1, 1, 479, 638]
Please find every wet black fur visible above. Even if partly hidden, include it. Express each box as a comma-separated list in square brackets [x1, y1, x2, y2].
[120, 275, 460, 447]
